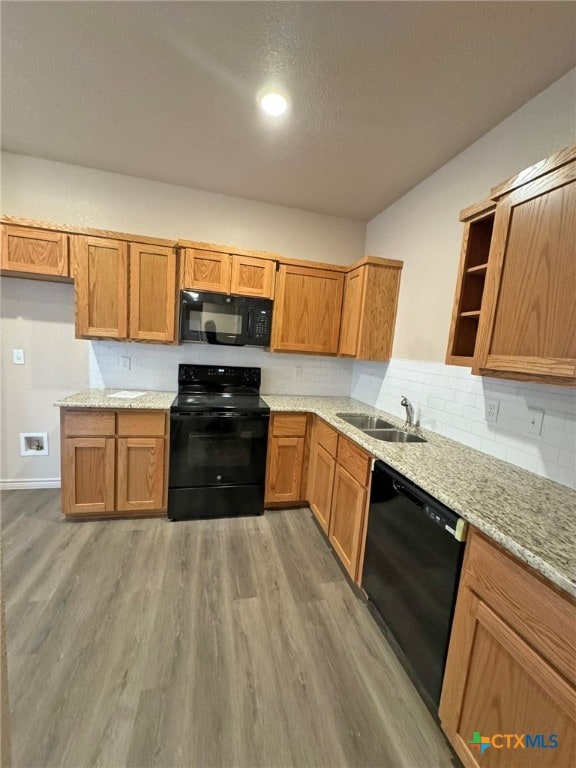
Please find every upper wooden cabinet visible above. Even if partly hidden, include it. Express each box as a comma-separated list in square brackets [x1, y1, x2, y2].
[1, 224, 69, 280]
[129, 243, 176, 343]
[440, 529, 576, 768]
[271, 264, 344, 354]
[447, 146, 576, 385]
[446, 201, 496, 366]
[475, 151, 576, 384]
[339, 259, 403, 361]
[73, 236, 177, 342]
[73, 236, 128, 339]
[181, 247, 275, 298]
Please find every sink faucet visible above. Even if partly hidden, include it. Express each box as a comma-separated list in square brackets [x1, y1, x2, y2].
[401, 396, 414, 428]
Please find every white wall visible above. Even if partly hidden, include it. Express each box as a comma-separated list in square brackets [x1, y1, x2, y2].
[1, 156, 364, 486]
[354, 69, 576, 488]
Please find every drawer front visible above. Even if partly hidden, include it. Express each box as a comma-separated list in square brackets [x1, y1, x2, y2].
[63, 410, 115, 437]
[117, 411, 166, 437]
[315, 418, 338, 457]
[337, 435, 371, 486]
[271, 413, 308, 438]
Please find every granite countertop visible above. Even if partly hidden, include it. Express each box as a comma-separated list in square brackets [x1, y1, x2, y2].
[55, 389, 176, 410]
[262, 395, 576, 598]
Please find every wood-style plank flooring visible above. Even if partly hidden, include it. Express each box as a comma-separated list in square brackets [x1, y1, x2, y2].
[2, 490, 458, 768]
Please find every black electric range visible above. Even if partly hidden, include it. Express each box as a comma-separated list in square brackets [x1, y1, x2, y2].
[168, 364, 270, 520]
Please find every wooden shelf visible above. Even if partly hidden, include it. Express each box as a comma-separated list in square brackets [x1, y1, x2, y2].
[466, 263, 488, 274]
[460, 310, 481, 317]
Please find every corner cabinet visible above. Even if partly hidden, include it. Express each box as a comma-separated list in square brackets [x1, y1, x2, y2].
[475, 152, 576, 384]
[440, 529, 576, 768]
[73, 235, 177, 343]
[1, 224, 70, 280]
[339, 258, 403, 361]
[271, 264, 344, 354]
[61, 409, 168, 517]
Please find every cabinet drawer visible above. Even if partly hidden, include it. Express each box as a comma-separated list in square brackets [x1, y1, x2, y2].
[315, 418, 338, 457]
[63, 410, 115, 437]
[337, 436, 371, 486]
[117, 411, 166, 437]
[271, 413, 308, 437]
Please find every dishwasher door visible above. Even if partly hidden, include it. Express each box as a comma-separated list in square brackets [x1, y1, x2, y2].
[362, 461, 466, 710]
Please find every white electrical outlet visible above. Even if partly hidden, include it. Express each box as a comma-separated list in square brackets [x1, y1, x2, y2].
[120, 356, 131, 370]
[13, 349, 25, 365]
[485, 398, 500, 423]
[527, 407, 544, 436]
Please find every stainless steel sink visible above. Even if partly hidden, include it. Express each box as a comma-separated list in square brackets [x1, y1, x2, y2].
[336, 413, 395, 430]
[363, 429, 427, 443]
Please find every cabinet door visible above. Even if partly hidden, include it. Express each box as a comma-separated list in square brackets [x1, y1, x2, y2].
[440, 590, 576, 768]
[339, 267, 366, 356]
[328, 464, 367, 580]
[265, 436, 305, 503]
[271, 264, 344, 354]
[308, 443, 335, 533]
[1, 225, 69, 278]
[182, 248, 231, 292]
[230, 255, 275, 298]
[117, 438, 165, 511]
[74, 236, 128, 339]
[476, 163, 576, 381]
[129, 244, 176, 342]
[62, 437, 115, 516]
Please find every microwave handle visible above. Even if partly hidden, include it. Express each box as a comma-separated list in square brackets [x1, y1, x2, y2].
[247, 308, 254, 338]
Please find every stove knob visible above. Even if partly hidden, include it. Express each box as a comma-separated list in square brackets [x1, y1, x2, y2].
[216, 474, 222, 481]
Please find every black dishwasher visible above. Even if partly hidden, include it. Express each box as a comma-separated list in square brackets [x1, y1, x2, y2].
[362, 460, 467, 713]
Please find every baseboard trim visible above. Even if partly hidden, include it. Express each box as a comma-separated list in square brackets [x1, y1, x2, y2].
[0, 478, 61, 490]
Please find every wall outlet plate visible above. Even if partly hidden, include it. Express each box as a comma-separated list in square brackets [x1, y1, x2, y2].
[527, 407, 544, 436]
[485, 398, 500, 423]
[13, 349, 25, 365]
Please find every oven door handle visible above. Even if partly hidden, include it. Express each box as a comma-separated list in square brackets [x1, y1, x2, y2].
[171, 411, 269, 419]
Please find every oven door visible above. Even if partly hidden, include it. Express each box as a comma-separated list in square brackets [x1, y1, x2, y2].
[169, 411, 269, 489]
[179, 291, 248, 345]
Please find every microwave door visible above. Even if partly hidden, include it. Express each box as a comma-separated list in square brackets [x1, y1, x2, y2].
[201, 301, 245, 345]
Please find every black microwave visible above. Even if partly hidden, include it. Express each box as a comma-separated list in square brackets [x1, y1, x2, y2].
[179, 291, 273, 347]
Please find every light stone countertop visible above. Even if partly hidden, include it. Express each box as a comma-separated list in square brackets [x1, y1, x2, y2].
[262, 395, 576, 598]
[54, 389, 176, 410]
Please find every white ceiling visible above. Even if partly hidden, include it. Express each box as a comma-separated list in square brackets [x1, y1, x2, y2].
[2, 2, 575, 221]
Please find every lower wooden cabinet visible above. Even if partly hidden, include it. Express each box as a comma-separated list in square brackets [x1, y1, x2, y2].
[439, 529, 576, 768]
[61, 408, 168, 517]
[265, 413, 308, 504]
[306, 416, 372, 581]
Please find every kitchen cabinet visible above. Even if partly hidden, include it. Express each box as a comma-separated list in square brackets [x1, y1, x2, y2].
[307, 418, 338, 533]
[73, 236, 129, 339]
[271, 264, 344, 354]
[446, 200, 496, 366]
[264, 413, 308, 504]
[439, 529, 576, 768]
[447, 146, 576, 384]
[328, 436, 371, 581]
[129, 243, 177, 342]
[73, 235, 177, 342]
[181, 247, 275, 298]
[60, 409, 168, 517]
[339, 258, 403, 361]
[475, 148, 576, 384]
[305, 416, 372, 581]
[1, 224, 70, 280]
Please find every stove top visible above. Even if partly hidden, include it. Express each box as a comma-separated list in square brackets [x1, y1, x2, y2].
[171, 393, 270, 414]
[172, 364, 269, 414]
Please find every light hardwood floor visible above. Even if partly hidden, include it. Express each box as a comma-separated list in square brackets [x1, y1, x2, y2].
[2, 490, 458, 768]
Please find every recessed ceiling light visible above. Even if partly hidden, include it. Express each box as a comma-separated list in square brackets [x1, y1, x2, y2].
[260, 92, 288, 117]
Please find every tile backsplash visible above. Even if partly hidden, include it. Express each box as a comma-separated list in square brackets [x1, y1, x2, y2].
[351, 359, 576, 489]
[88, 342, 354, 397]
[89, 345, 576, 489]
